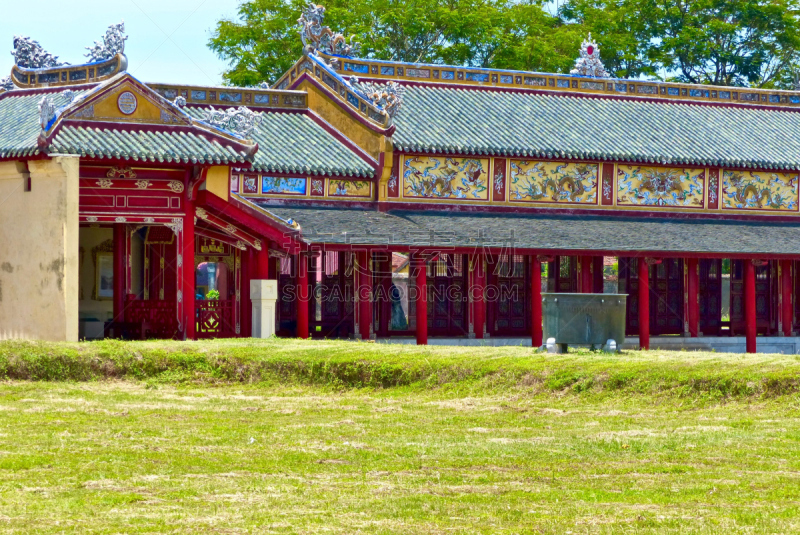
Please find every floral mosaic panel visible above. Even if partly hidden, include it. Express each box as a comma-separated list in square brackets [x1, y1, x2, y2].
[328, 179, 371, 197]
[722, 170, 799, 211]
[403, 156, 489, 200]
[262, 176, 306, 195]
[509, 161, 598, 204]
[617, 165, 705, 207]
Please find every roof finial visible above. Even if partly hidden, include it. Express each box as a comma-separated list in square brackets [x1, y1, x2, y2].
[570, 33, 610, 78]
[11, 36, 65, 69]
[85, 21, 128, 62]
[298, 3, 360, 57]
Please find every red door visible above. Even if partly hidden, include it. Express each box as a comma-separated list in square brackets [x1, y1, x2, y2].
[731, 260, 776, 335]
[547, 256, 578, 292]
[699, 259, 722, 335]
[487, 254, 529, 336]
[314, 251, 354, 338]
[620, 258, 684, 336]
[427, 254, 468, 336]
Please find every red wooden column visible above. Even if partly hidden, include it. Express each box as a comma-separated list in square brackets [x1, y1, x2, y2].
[413, 253, 428, 345]
[182, 198, 196, 340]
[781, 259, 793, 336]
[112, 224, 127, 322]
[687, 257, 699, 337]
[471, 253, 486, 339]
[579, 256, 593, 293]
[744, 260, 757, 353]
[357, 251, 373, 340]
[255, 245, 270, 280]
[296, 253, 310, 339]
[531, 256, 542, 348]
[377, 253, 392, 337]
[638, 258, 650, 350]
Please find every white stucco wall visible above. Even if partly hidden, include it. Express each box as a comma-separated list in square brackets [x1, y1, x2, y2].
[0, 157, 80, 341]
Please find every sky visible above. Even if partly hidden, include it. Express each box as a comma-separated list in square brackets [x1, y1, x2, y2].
[0, 0, 241, 86]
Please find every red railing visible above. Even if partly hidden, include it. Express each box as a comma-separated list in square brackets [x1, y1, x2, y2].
[196, 299, 237, 338]
[122, 299, 180, 339]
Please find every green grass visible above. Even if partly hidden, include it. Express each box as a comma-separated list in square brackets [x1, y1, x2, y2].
[0, 339, 799, 533]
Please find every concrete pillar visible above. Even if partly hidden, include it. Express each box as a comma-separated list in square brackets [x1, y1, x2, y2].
[745, 260, 757, 353]
[531, 256, 542, 348]
[781, 259, 792, 337]
[250, 279, 278, 338]
[413, 253, 428, 345]
[638, 259, 650, 350]
[687, 257, 699, 337]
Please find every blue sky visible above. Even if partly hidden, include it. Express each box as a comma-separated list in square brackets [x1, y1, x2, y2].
[0, 0, 241, 85]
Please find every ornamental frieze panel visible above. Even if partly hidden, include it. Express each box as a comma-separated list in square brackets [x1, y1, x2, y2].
[722, 170, 799, 211]
[508, 161, 598, 204]
[328, 179, 371, 198]
[617, 165, 705, 208]
[261, 176, 307, 195]
[402, 156, 489, 200]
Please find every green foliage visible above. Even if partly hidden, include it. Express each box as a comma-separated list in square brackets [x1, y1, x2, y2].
[205, 289, 220, 300]
[210, 0, 800, 89]
[561, 0, 800, 87]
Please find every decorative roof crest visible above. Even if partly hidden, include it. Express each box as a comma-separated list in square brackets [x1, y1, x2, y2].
[0, 76, 13, 92]
[85, 21, 127, 62]
[348, 76, 404, 119]
[38, 95, 57, 130]
[570, 33, 610, 78]
[202, 106, 263, 139]
[298, 3, 360, 57]
[12, 36, 66, 69]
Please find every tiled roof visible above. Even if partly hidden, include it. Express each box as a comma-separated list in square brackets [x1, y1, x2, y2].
[259, 204, 800, 255]
[184, 107, 376, 178]
[391, 86, 800, 170]
[48, 124, 252, 165]
[0, 89, 65, 159]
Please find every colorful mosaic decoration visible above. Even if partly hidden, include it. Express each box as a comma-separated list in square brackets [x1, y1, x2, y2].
[402, 156, 489, 200]
[509, 161, 598, 204]
[617, 165, 705, 207]
[328, 179, 371, 197]
[262, 176, 306, 195]
[722, 170, 799, 211]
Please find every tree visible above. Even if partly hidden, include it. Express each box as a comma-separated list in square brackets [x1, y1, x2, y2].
[208, 0, 565, 86]
[561, 0, 800, 87]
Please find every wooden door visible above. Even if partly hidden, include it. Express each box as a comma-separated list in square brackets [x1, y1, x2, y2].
[488, 254, 529, 336]
[620, 258, 684, 335]
[314, 251, 354, 338]
[730, 260, 776, 335]
[427, 254, 468, 336]
[698, 259, 722, 335]
[548, 256, 577, 293]
[277, 256, 296, 336]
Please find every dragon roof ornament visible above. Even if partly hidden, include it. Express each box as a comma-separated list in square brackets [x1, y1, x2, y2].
[38, 95, 57, 130]
[85, 21, 127, 62]
[12, 36, 66, 69]
[570, 34, 610, 78]
[298, 3, 360, 57]
[348, 76, 404, 119]
[0, 76, 13, 92]
[202, 106, 263, 140]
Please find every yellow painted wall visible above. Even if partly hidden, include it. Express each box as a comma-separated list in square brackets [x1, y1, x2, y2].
[204, 166, 230, 201]
[301, 80, 387, 160]
[0, 157, 79, 341]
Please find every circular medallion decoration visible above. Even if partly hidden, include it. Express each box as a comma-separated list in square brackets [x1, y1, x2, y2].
[117, 91, 138, 115]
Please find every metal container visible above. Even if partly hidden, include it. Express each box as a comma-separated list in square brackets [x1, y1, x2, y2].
[542, 293, 627, 347]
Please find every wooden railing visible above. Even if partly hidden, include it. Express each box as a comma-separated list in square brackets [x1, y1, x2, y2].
[118, 299, 180, 339]
[196, 299, 237, 338]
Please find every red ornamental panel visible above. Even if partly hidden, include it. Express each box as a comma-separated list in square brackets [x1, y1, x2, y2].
[196, 299, 237, 338]
[492, 159, 506, 202]
[601, 163, 614, 205]
[241, 174, 259, 194]
[310, 178, 325, 196]
[387, 156, 400, 198]
[196, 237, 230, 256]
[708, 168, 720, 209]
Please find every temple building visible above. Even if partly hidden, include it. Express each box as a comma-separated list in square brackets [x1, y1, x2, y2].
[2, 13, 800, 353]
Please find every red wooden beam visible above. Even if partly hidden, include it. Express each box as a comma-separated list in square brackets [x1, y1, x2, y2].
[687, 258, 699, 337]
[296, 253, 310, 339]
[782, 259, 793, 337]
[413, 253, 428, 345]
[531, 256, 542, 348]
[471, 253, 486, 340]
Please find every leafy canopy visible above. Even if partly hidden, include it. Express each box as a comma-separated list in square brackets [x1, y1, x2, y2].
[209, 0, 800, 88]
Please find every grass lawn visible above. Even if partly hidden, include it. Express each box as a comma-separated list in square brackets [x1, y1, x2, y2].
[1, 340, 799, 533]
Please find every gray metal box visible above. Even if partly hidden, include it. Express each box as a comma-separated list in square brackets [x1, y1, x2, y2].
[542, 293, 627, 346]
